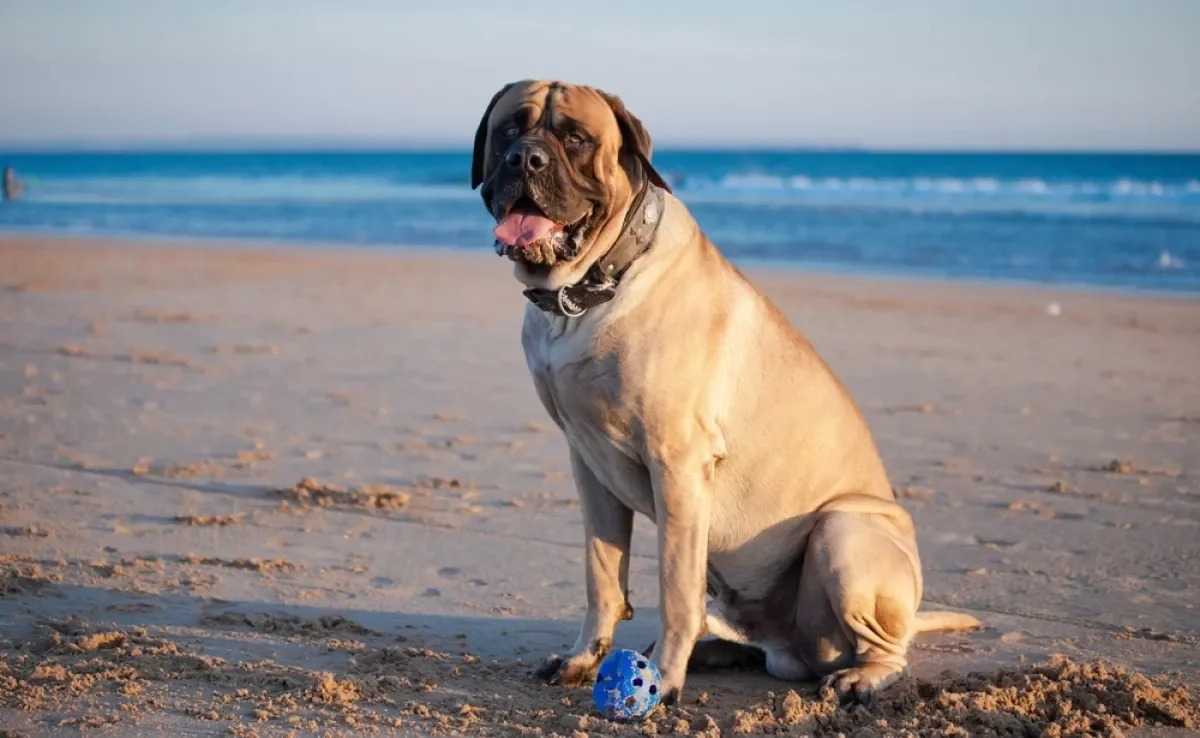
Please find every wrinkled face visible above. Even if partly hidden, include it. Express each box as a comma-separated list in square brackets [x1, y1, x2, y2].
[470, 80, 669, 278]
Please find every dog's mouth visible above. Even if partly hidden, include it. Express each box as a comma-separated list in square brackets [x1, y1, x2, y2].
[492, 196, 591, 265]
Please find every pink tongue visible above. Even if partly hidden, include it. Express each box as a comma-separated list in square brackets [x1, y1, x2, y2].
[493, 212, 559, 248]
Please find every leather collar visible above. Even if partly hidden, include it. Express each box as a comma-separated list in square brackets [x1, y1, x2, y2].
[523, 183, 666, 318]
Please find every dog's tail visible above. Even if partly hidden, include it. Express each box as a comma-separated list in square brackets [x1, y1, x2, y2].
[914, 610, 982, 633]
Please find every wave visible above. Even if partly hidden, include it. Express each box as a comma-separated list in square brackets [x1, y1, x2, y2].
[666, 173, 1200, 203]
[26, 175, 478, 206]
[18, 172, 1200, 221]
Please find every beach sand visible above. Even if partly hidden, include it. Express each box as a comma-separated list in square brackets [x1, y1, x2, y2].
[0, 233, 1197, 736]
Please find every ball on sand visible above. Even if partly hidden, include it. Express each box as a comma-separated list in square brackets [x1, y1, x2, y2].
[592, 649, 662, 721]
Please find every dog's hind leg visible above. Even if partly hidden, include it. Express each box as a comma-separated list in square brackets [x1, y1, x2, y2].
[534, 448, 634, 687]
[792, 506, 925, 704]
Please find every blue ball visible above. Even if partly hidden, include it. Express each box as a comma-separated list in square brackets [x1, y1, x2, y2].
[592, 649, 662, 721]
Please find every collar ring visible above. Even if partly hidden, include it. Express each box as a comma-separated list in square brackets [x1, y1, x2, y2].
[556, 287, 587, 318]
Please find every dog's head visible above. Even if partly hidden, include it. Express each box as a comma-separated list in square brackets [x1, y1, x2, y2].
[470, 80, 671, 288]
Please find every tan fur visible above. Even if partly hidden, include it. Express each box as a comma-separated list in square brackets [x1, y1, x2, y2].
[471, 80, 981, 704]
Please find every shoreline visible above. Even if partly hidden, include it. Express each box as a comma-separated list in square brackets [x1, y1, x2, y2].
[3, 227, 1197, 303]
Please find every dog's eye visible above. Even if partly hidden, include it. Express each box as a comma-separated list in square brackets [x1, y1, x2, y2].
[503, 126, 520, 139]
[565, 132, 587, 147]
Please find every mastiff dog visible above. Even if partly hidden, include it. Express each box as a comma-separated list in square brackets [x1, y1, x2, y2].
[469, 79, 980, 705]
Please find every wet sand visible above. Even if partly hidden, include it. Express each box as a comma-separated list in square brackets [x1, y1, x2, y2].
[1, 234, 1197, 736]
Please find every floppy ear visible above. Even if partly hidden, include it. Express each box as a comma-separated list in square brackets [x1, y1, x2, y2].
[598, 91, 672, 194]
[471, 83, 516, 190]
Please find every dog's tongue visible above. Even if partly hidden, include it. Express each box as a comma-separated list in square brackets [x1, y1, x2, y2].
[493, 211, 560, 248]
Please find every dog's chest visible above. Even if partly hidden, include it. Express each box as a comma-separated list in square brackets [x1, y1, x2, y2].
[522, 313, 655, 517]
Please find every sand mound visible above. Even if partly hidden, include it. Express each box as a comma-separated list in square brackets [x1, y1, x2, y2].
[199, 611, 380, 638]
[274, 477, 411, 510]
[0, 555, 63, 597]
[711, 655, 1197, 736]
[179, 554, 300, 574]
[173, 514, 244, 527]
[130, 445, 274, 479]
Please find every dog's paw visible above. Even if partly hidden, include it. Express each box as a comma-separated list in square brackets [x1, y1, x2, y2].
[821, 662, 904, 706]
[532, 652, 603, 687]
[655, 669, 689, 708]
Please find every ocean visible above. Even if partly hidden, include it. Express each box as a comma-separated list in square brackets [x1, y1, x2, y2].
[1, 150, 1197, 294]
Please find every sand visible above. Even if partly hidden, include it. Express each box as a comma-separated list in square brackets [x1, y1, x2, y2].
[0, 233, 1197, 737]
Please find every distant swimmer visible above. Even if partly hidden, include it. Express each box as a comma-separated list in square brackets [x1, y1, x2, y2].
[2, 166, 24, 201]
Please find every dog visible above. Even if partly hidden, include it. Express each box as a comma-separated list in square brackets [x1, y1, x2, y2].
[470, 79, 981, 706]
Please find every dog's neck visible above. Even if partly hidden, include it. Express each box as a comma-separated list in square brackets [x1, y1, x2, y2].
[522, 183, 666, 319]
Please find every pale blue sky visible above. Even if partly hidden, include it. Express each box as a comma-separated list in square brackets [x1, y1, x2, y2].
[1, 0, 1198, 150]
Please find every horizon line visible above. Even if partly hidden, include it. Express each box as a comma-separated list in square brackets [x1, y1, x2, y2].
[3, 140, 1200, 156]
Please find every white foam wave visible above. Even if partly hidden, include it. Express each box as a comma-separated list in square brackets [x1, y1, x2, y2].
[21, 172, 1200, 218]
[1158, 250, 1186, 270]
[26, 175, 475, 206]
[666, 173, 1200, 202]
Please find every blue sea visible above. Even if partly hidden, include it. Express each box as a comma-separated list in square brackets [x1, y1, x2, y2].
[1, 150, 1198, 294]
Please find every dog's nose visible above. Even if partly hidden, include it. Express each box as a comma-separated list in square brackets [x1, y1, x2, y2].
[505, 143, 550, 174]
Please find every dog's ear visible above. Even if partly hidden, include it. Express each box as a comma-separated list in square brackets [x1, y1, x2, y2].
[471, 82, 516, 190]
[597, 91, 672, 194]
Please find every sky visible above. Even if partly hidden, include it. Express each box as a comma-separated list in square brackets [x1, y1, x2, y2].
[1, 0, 1198, 151]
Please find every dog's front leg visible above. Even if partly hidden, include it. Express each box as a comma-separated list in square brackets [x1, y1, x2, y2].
[647, 442, 714, 705]
[535, 447, 634, 686]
